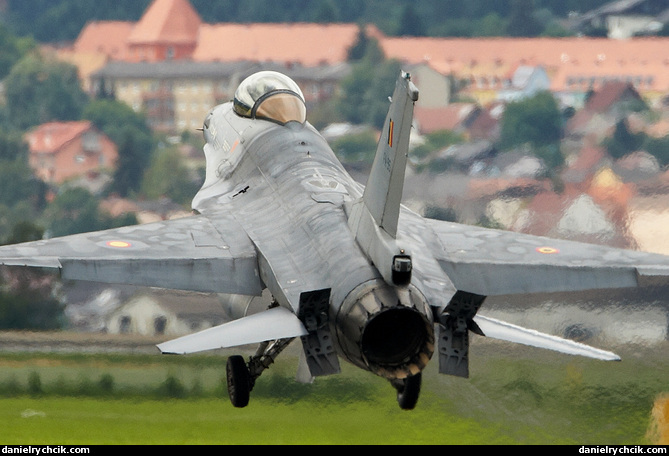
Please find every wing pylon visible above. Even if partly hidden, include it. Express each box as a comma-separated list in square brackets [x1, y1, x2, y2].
[157, 306, 308, 354]
[474, 314, 621, 361]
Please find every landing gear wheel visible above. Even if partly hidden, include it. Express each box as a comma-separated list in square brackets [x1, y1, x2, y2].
[226, 355, 251, 408]
[395, 373, 421, 410]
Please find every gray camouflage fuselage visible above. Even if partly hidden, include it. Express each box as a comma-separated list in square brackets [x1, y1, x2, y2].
[194, 102, 438, 379]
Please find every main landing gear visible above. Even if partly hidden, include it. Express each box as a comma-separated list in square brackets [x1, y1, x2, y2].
[226, 355, 251, 407]
[225, 338, 293, 408]
[225, 337, 424, 410]
[392, 373, 422, 410]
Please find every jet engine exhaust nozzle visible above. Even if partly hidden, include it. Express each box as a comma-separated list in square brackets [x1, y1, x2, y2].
[336, 281, 434, 380]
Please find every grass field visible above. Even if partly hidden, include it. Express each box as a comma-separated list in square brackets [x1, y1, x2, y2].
[0, 338, 667, 445]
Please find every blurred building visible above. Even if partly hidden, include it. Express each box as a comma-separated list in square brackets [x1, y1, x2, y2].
[378, 36, 669, 108]
[567, 0, 669, 39]
[62, 0, 669, 136]
[25, 121, 118, 185]
[91, 60, 350, 133]
[69, 0, 356, 133]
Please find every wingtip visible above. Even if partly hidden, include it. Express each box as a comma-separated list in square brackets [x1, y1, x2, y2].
[157, 348, 181, 355]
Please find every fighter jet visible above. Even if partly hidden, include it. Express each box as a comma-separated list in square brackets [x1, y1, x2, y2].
[1, 70, 669, 409]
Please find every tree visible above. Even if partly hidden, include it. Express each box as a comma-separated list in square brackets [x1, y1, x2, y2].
[0, 269, 64, 330]
[83, 100, 155, 196]
[477, 13, 509, 37]
[141, 148, 201, 205]
[499, 91, 565, 172]
[338, 63, 375, 125]
[0, 159, 44, 209]
[396, 4, 426, 37]
[500, 91, 562, 150]
[330, 130, 378, 163]
[6, 0, 151, 42]
[338, 43, 402, 129]
[83, 99, 152, 138]
[4, 221, 44, 245]
[643, 135, 669, 167]
[0, 202, 42, 247]
[7, 1, 616, 42]
[506, 0, 543, 37]
[0, 24, 35, 80]
[603, 118, 644, 160]
[411, 129, 465, 161]
[347, 25, 376, 62]
[0, 128, 29, 162]
[0, 215, 61, 331]
[0, 126, 47, 231]
[44, 188, 136, 237]
[313, 0, 339, 23]
[363, 60, 403, 129]
[4, 54, 89, 130]
[110, 127, 154, 197]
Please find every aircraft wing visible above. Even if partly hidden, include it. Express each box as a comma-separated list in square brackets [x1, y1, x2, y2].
[0, 213, 263, 295]
[426, 219, 669, 296]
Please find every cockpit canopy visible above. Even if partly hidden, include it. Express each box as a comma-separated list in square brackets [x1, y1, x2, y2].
[233, 71, 307, 125]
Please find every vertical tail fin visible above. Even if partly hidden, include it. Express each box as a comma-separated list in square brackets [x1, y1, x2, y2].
[347, 72, 418, 286]
[362, 72, 419, 238]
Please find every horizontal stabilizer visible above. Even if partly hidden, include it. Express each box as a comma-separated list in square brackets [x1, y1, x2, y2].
[0, 257, 61, 268]
[473, 315, 620, 361]
[157, 306, 308, 355]
[0, 214, 263, 295]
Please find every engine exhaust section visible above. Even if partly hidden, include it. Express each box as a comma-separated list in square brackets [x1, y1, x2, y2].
[335, 280, 434, 380]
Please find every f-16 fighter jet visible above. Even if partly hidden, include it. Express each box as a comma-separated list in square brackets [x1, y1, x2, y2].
[2, 70, 668, 409]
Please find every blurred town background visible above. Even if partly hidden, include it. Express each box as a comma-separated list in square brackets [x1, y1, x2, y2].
[0, 0, 669, 342]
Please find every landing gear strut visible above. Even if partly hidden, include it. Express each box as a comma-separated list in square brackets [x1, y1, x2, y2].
[225, 338, 294, 408]
[392, 373, 422, 410]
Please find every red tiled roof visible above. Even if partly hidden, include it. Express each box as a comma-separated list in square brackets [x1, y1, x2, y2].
[414, 104, 479, 134]
[583, 81, 640, 113]
[27, 121, 94, 154]
[192, 23, 369, 66]
[571, 145, 607, 172]
[379, 37, 669, 93]
[74, 21, 134, 60]
[127, 0, 201, 45]
[467, 102, 504, 141]
[380, 37, 667, 69]
[70, 0, 669, 98]
[523, 190, 573, 236]
[566, 81, 641, 135]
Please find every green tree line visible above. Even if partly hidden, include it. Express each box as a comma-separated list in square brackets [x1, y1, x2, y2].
[4, 0, 615, 42]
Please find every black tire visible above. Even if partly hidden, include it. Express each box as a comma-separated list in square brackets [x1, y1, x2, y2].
[396, 373, 421, 410]
[226, 355, 251, 408]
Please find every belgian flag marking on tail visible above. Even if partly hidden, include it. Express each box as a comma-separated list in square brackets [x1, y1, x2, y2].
[388, 120, 394, 147]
